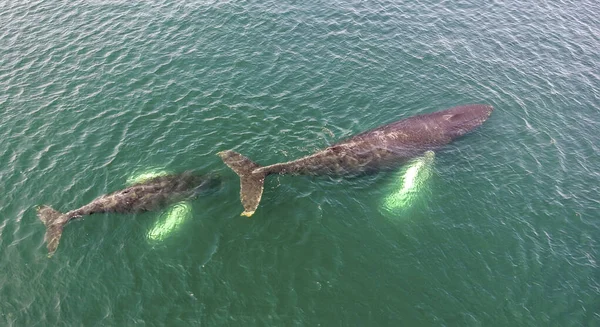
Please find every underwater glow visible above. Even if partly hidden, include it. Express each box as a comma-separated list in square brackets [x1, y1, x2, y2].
[147, 202, 192, 242]
[126, 169, 170, 186]
[126, 169, 192, 242]
[381, 151, 435, 213]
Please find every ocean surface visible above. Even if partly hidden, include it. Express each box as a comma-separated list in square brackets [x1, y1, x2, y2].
[1, 0, 598, 326]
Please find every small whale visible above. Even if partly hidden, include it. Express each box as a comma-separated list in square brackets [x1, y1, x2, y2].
[37, 171, 219, 255]
[218, 104, 493, 217]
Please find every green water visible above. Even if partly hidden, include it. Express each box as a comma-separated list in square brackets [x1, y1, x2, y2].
[1, 0, 598, 326]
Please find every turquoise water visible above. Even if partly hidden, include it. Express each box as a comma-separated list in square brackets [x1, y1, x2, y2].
[1, 0, 598, 325]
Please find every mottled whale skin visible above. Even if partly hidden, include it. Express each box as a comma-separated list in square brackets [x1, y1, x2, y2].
[218, 104, 493, 217]
[37, 171, 219, 255]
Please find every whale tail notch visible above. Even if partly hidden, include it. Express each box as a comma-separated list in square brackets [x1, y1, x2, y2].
[217, 150, 266, 217]
[36, 205, 68, 257]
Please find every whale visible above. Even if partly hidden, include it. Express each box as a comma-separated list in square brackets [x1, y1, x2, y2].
[37, 171, 219, 255]
[218, 104, 493, 217]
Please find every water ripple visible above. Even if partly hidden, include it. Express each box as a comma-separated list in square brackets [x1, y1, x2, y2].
[1, 0, 599, 325]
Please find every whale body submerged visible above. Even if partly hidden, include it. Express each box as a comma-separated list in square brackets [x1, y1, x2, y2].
[37, 171, 218, 255]
[218, 104, 493, 217]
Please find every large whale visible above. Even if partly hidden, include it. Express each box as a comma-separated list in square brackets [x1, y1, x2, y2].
[218, 104, 493, 217]
[37, 171, 219, 255]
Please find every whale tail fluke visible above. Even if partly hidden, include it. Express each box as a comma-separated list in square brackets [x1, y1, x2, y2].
[217, 150, 266, 217]
[36, 205, 68, 257]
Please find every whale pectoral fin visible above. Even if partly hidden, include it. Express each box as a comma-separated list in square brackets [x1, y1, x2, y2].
[147, 201, 192, 241]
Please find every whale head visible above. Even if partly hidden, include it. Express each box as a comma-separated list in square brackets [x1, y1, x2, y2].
[438, 104, 493, 139]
